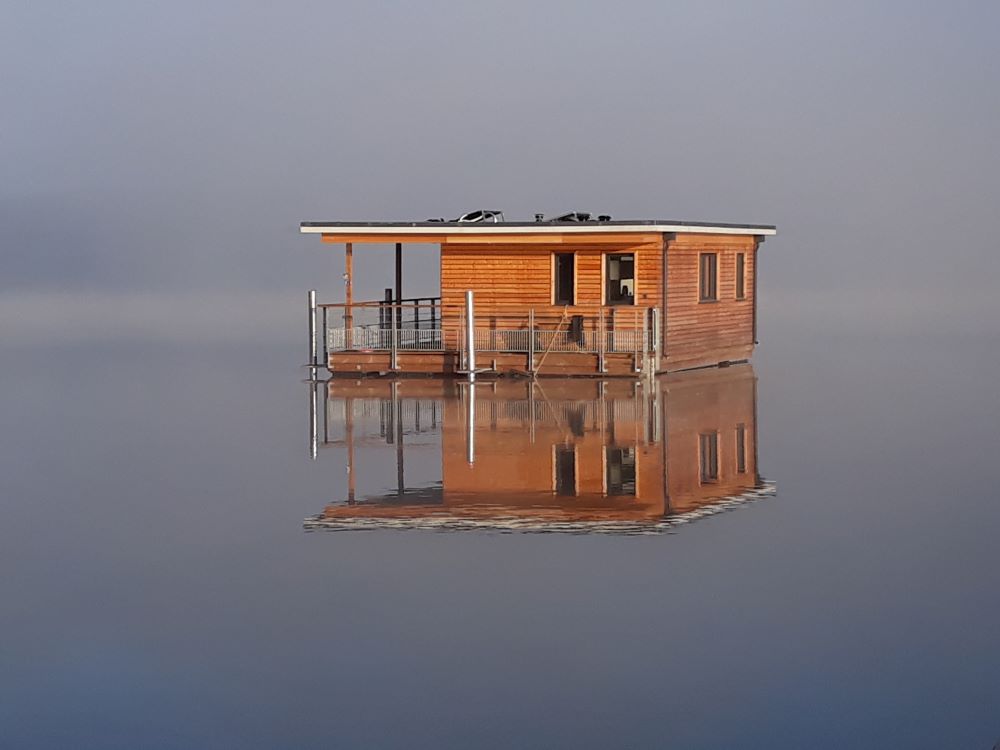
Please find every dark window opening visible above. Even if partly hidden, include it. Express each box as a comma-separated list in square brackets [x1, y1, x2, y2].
[606, 254, 635, 306]
[606, 447, 636, 496]
[699, 432, 719, 483]
[736, 424, 747, 473]
[699, 253, 718, 302]
[736, 253, 746, 299]
[555, 445, 577, 496]
[555, 254, 575, 305]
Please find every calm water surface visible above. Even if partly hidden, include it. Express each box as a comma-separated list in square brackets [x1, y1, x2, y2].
[1, 328, 998, 748]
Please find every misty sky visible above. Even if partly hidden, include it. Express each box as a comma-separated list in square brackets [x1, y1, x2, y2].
[3, 1, 999, 322]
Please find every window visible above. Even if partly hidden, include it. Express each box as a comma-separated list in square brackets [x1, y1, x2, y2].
[736, 423, 747, 473]
[736, 253, 746, 300]
[554, 253, 575, 305]
[606, 447, 636, 496]
[554, 445, 577, 496]
[605, 254, 635, 305]
[699, 253, 717, 302]
[699, 432, 719, 483]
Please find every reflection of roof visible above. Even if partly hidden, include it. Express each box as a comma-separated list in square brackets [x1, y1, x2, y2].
[303, 482, 776, 536]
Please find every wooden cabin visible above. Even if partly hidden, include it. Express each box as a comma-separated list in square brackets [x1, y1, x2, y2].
[300, 218, 776, 377]
[305, 365, 774, 533]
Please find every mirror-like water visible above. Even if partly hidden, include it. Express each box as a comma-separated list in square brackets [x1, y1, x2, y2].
[1, 330, 998, 749]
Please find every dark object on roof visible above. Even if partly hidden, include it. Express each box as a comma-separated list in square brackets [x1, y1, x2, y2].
[428, 210, 505, 223]
[551, 211, 592, 222]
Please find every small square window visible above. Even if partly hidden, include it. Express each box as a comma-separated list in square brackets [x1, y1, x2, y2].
[699, 253, 718, 302]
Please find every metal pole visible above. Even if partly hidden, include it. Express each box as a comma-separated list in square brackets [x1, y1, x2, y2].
[394, 381, 404, 495]
[395, 242, 403, 331]
[528, 308, 535, 376]
[390, 297, 398, 371]
[652, 307, 661, 374]
[598, 306, 605, 373]
[344, 243, 353, 349]
[322, 306, 328, 363]
[466, 382, 476, 464]
[309, 379, 318, 460]
[308, 289, 318, 370]
[346, 396, 356, 503]
[465, 290, 476, 382]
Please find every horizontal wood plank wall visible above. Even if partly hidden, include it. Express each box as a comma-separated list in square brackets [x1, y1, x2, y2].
[440, 237, 664, 314]
[664, 233, 756, 370]
[661, 365, 758, 512]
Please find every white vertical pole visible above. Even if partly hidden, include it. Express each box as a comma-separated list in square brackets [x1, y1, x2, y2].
[465, 290, 476, 382]
[308, 289, 318, 369]
[466, 382, 476, 464]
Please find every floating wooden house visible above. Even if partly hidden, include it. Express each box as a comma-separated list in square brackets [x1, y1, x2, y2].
[304, 365, 774, 533]
[300, 217, 776, 377]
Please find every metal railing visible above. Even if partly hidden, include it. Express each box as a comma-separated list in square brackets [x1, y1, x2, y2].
[316, 298, 657, 362]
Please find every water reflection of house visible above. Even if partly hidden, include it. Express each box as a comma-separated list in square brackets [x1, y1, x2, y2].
[305, 364, 774, 534]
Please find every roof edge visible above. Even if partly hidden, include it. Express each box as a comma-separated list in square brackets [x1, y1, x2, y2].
[299, 220, 776, 237]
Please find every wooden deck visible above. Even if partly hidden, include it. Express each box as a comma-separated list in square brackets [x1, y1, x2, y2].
[327, 349, 644, 377]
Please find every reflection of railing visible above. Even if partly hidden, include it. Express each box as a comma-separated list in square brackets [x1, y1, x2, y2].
[319, 300, 657, 358]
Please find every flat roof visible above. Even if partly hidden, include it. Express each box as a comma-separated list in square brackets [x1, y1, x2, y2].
[300, 219, 776, 237]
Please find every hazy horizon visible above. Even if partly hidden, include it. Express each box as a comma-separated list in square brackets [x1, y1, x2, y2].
[4, 1, 1000, 339]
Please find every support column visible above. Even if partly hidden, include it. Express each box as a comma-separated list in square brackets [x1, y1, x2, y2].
[395, 242, 403, 331]
[344, 243, 353, 349]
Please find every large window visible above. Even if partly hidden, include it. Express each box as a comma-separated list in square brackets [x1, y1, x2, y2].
[699, 253, 718, 302]
[554, 253, 575, 305]
[699, 432, 719, 483]
[605, 254, 635, 305]
[736, 252, 746, 300]
[606, 447, 636, 496]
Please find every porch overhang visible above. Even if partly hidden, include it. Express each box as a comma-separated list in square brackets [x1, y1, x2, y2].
[299, 219, 777, 244]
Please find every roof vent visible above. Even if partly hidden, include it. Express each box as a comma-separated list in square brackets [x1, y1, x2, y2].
[598, 214, 612, 221]
[534, 213, 545, 222]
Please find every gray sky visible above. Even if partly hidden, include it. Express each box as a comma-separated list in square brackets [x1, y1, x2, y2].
[3, 0, 999, 314]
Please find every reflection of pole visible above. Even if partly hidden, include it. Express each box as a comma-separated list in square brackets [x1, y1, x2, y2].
[309, 379, 318, 460]
[346, 395, 355, 503]
[465, 290, 476, 382]
[394, 381, 404, 496]
[466, 383, 476, 464]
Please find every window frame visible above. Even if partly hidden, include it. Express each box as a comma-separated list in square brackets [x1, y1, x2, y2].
[604, 253, 636, 306]
[736, 423, 747, 474]
[699, 432, 719, 483]
[699, 252, 718, 303]
[735, 252, 746, 300]
[552, 252, 576, 306]
[553, 444, 578, 496]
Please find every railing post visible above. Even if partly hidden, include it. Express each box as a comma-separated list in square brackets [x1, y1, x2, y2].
[308, 290, 318, 372]
[640, 307, 649, 376]
[652, 307, 661, 374]
[390, 301, 398, 370]
[598, 307, 605, 373]
[322, 305, 328, 361]
[528, 308, 535, 376]
[465, 290, 476, 382]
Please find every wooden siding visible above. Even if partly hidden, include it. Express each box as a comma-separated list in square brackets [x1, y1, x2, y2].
[440, 237, 664, 313]
[664, 233, 757, 370]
